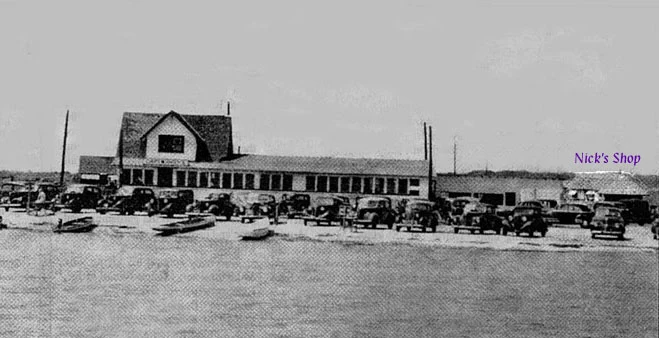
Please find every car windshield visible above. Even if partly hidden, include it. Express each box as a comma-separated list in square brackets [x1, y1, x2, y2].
[206, 193, 228, 200]
[408, 202, 431, 211]
[116, 186, 135, 196]
[258, 195, 275, 204]
[1, 183, 25, 192]
[158, 190, 178, 198]
[293, 195, 309, 201]
[596, 208, 621, 218]
[359, 199, 387, 208]
[316, 198, 337, 206]
[514, 208, 536, 216]
[64, 185, 86, 194]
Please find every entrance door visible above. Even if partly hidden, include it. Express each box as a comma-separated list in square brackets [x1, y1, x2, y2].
[157, 167, 173, 187]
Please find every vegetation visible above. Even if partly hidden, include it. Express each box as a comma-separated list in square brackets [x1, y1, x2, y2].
[0, 171, 79, 185]
[438, 170, 576, 181]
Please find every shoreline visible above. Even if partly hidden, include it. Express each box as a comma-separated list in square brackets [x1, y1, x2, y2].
[1, 211, 657, 253]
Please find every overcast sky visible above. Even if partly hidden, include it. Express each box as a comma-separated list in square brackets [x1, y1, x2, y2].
[1, 0, 658, 175]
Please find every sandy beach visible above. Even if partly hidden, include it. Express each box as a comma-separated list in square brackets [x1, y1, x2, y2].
[2, 210, 657, 253]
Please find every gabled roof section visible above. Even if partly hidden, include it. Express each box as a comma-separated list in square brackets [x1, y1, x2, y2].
[116, 111, 233, 161]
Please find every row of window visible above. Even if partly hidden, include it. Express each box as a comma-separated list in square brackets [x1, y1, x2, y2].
[120, 169, 422, 196]
[305, 176, 420, 196]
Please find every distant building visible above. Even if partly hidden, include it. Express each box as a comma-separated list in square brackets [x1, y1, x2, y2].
[78, 156, 116, 185]
[564, 171, 649, 202]
[436, 174, 565, 206]
[81, 110, 432, 201]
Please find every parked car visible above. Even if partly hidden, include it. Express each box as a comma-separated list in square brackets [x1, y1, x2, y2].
[395, 199, 439, 233]
[1, 182, 59, 211]
[53, 184, 103, 213]
[1, 182, 27, 203]
[96, 186, 157, 215]
[504, 206, 548, 237]
[619, 199, 652, 225]
[449, 201, 482, 225]
[242, 193, 277, 217]
[552, 203, 594, 227]
[305, 196, 351, 224]
[455, 203, 506, 235]
[354, 196, 396, 229]
[590, 207, 626, 240]
[518, 200, 559, 225]
[593, 201, 631, 225]
[188, 192, 236, 220]
[279, 194, 311, 218]
[156, 189, 194, 218]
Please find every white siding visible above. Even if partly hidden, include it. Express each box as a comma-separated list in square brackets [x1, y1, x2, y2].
[145, 115, 197, 161]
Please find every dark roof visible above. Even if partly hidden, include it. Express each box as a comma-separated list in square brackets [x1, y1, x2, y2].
[565, 172, 649, 195]
[117, 111, 233, 162]
[215, 154, 429, 177]
[79, 156, 115, 174]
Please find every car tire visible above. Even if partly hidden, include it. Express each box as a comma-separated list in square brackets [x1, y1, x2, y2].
[421, 227, 426, 233]
[479, 229, 484, 234]
[432, 226, 437, 233]
[453, 227, 459, 234]
[225, 213, 232, 221]
[591, 233, 596, 239]
[515, 231, 520, 236]
[470, 230, 475, 234]
[618, 234, 624, 240]
[495, 228, 501, 235]
[395, 226, 400, 232]
[541, 230, 546, 237]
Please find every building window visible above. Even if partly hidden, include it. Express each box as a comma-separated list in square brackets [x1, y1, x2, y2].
[144, 170, 154, 186]
[363, 177, 372, 194]
[271, 174, 281, 191]
[187, 171, 197, 187]
[245, 174, 255, 189]
[222, 173, 232, 189]
[386, 178, 396, 194]
[351, 177, 361, 193]
[409, 190, 420, 196]
[233, 173, 243, 189]
[340, 177, 350, 193]
[199, 172, 208, 188]
[132, 169, 143, 185]
[121, 169, 131, 185]
[283, 175, 293, 191]
[408, 178, 420, 196]
[210, 173, 221, 188]
[398, 179, 408, 195]
[260, 174, 270, 190]
[375, 178, 384, 194]
[158, 135, 184, 153]
[329, 177, 339, 193]
[317, 176, 328, 192]
[176, 171, 186, 187]
[305, 176, 316, 192]
[410, 179, 420, 187]
[505, 192, 516, 206]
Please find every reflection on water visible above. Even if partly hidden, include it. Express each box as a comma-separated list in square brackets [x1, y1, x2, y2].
[0, 229, 657, 337]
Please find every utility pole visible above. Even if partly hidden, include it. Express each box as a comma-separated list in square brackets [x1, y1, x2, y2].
[118, 127, 124, 187]
[428, 126, 434, 200]
[423, 122, 428, 160]
[453, 136, 457, 175]
[59, 110, 69, 188]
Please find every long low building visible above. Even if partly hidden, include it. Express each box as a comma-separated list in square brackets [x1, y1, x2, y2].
[81, 110, 432, 201]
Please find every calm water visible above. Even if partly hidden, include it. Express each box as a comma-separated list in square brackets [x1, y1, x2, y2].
[0, 228, 657, 338]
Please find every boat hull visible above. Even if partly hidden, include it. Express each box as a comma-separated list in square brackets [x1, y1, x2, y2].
[153, 216, 216, 235]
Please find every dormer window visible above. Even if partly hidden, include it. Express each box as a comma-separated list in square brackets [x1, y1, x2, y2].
[158, 135, 184, 153]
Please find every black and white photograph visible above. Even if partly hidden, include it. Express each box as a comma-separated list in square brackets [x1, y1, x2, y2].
[1, 0, 658, 337]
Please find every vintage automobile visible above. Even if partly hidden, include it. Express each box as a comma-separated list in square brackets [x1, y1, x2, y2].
[279, 194, 311, 218]
[187, 192, 236, 220]
[303, 196, 351, 225]
[155, 189, 194, 218]
[504, 206, 548, 237]
[454, 203, 506, 235]
[518, 200, 559, 225]
[619, 199, 652, 225]
[395, 199, 439, 233]
[0, 182, 59, 211]
[449, 201, 482, 225]
[96, 186, 157, 215]
[1, 182, 27, 202]
[53, 184, 103, 213]
[240, 193, 278, 217]
[552, 203, 594, 227]
[590, 207, 626, 240]
[354, 196, 397, 229]
[593, 201, 631, 225]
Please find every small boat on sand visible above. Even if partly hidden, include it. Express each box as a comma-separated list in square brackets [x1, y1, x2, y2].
[53, 216, 97, 233]
[240, 227, 274, 240]
[153, 215, 216, 236]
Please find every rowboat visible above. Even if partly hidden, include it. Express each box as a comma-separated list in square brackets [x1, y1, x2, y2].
[152, 215, 216, 236]
[240, 227, 274, 240]
[53, 216, 97, 233]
